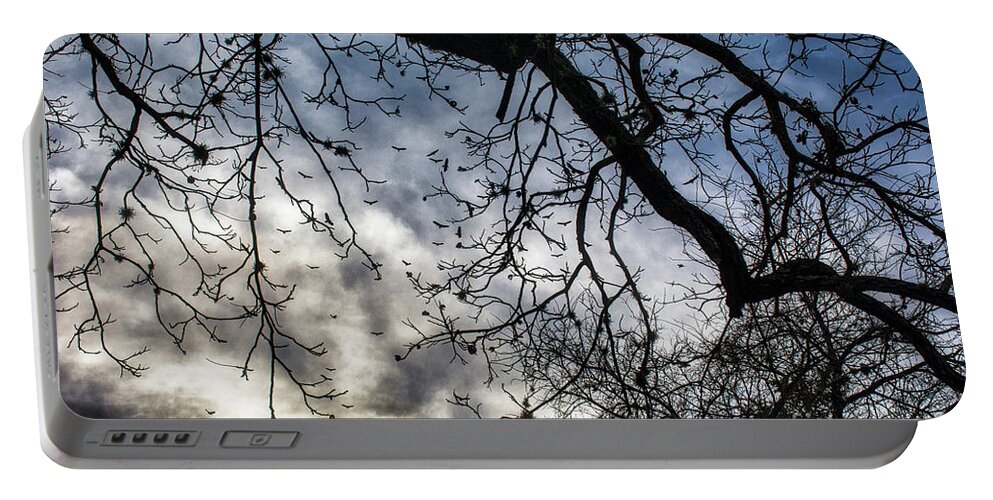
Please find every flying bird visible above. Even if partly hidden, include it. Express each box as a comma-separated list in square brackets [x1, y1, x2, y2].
[442, 158, 449, 172]
[391, 145, 407, 151]
[329, 313, 338, 319]
[432, 241, 445, 246]
[370, 331, 385, 336]
[401, 259, 411, 266]
[426, 148, 439, 157]
[270, 249, 281, 254]
[205, 409, 216, 416]
[682, 174, 699, 185]
[341, 403, 354, 409]
[363, 199, 379, 205]
[306, 264, 320, 270]
[433, 221, 450, 229]
[276, 227, 292, 234]
[455, 226, 462, 238]
[298, 171, 314, 179]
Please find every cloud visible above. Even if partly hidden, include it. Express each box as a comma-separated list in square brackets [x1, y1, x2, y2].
[43, 34, 604, 419]
[59, 360, 211, 419]
[362, 348, 461, 417]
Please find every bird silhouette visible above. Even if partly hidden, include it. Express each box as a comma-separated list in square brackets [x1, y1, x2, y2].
[341, 403, 354, 409]
[443, 158, 449, 172]
[205, 409, 216, 415]
[401, 259, 412, 266]
[306, 264, 320, 270]
[270, 249, 281, 254]
[433, 221, 450, 228]
[432, 241, 444, 246]
[391, 145, 407, 151]
[298, 171, 314, 179]
[682, 174, 699, 185]
[455, 226, 462, 238]
[329, 313, 338, 319]
[363, 199, 379, 205]
[370, 331, 384, 336]
[276, 228, 291, 234]
[426, 148, 439, 157]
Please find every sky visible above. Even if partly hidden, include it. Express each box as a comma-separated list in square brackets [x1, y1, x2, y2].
[42, 34, 952, 419]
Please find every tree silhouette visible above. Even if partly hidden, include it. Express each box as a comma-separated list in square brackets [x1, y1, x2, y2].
[44, 34, 962, 418]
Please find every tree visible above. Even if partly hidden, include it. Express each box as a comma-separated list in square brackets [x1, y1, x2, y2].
[43, 33, 962, 419]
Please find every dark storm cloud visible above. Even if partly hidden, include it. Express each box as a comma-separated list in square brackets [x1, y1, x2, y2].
[376, 182, 434, 236]
[59, 363, 209, 419]
[335, 257, 397, 335]
[362, 348, 467, 417]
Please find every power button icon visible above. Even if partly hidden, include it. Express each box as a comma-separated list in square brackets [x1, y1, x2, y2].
[220, 431, 298, 448]
[249, 433, 272, 446]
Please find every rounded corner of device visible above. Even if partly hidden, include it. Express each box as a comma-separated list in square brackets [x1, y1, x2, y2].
[38, 426, 85, 469]
[863, 420, 917, 469]
[36, 398, 100, 469]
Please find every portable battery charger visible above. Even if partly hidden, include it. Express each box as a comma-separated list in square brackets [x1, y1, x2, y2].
[26, 33, 963, 468]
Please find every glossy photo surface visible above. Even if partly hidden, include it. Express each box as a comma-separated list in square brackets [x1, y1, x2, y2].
[43, 34, 963, 418]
